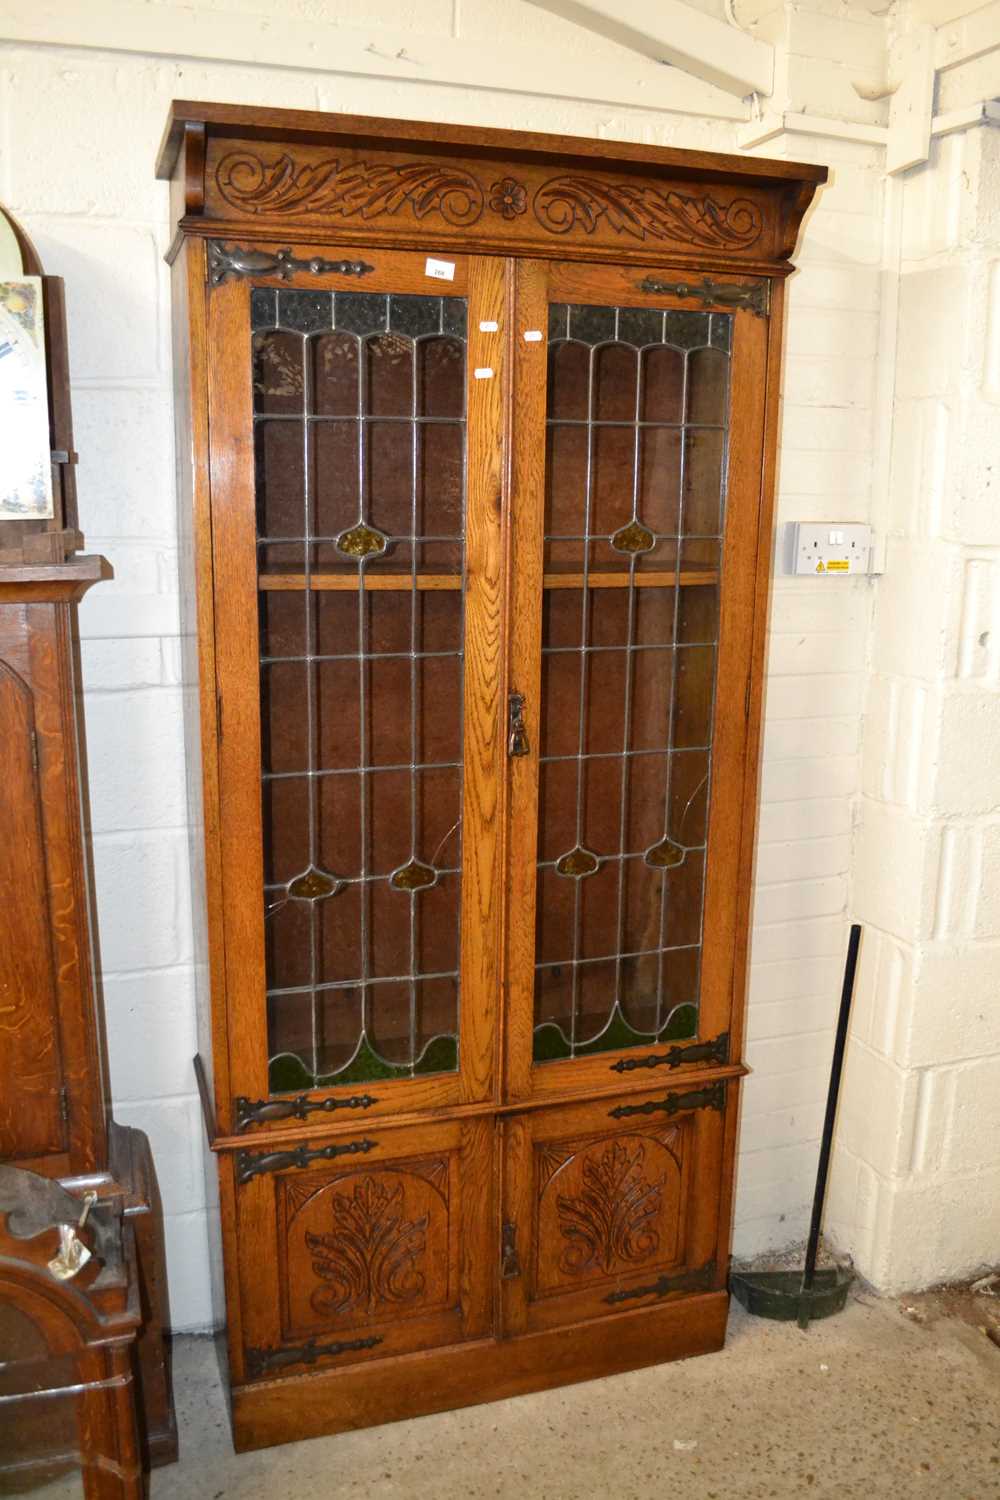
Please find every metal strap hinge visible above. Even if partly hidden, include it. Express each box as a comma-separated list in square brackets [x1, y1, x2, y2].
[608, 1080, 726, 1120]
[636, 274, 769, 318]
[235, 1136, 377, 1186]
[207, 240, 375, 286]
[610, 1031, 729, 1074]
[245, 1334, 382, 1380]
[604, 1258, 716, 1305]
[234, 1091, 378, 1132]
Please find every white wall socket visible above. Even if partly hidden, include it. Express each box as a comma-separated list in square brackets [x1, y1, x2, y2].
[783, 522, 873, 576]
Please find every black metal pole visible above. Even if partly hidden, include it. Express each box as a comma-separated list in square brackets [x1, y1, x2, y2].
[798, 922, 862, 1330]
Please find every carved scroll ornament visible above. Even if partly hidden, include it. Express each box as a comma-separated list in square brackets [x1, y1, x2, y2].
[216, 152, 485, 226]
[533, 177, 764, 248]
[213, 150, 765, 252]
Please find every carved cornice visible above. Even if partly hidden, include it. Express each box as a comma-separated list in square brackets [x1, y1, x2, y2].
[212, 149, 765, 253]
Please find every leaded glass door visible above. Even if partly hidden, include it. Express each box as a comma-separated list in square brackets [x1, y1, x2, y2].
[505, 259, 769, 1102]
[206, 248, 505, 1126]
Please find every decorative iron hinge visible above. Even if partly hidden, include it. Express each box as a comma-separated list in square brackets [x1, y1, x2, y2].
[604, 1259, 716, 1306]
[608, 1080, 726, 1120]
[207, 240, 375, 287]
[500, 1220, 522, 1279]
[508, 692, 529, 757]
[235, 1136, 377, 1186]
[245, 1334, 382, 1380]
[610, 1031, 729, 1075]
[234, 1091, 379, 1132]
[636, 275, 769, 319]
[58, 1086, 70, 1124]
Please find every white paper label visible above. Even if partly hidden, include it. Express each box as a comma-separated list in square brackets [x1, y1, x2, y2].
[479, 319, 499, 332]
[425, 257, 456, 281]
[474, 367, 494, 379]
[523, 329, 543, 342]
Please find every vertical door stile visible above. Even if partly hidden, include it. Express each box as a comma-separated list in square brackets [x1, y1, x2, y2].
[694, 304, 768, 1047]
[207, 274, 271, 1114]
[503, 260, 549, 1103]
[458, 257, 507, 1104]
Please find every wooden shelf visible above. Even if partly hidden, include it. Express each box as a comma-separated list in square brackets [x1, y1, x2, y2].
[258, 570, 718, 593]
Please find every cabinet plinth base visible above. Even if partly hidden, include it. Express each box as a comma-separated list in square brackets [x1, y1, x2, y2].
[230, 1290, 729, 1453]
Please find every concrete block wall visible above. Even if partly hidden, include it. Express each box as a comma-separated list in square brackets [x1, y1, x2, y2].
[0, 0, 938, 1325]
[826, 121, 1000, 1292]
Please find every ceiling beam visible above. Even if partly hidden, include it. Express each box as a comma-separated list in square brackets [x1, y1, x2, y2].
[524, 0, 774, 98]
[934, 0, 1000, 70]
[910, 0, 997, 27]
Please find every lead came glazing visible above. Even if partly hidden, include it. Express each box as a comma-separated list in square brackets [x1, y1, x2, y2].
[254, 292, 468, 1090]
[535, 303, 731, 1063]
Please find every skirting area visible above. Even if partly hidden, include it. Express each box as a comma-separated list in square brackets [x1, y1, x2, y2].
[144, 1294, 1000, 1499]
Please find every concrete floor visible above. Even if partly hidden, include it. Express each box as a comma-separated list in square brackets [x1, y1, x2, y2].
[144, 1291, 1000, 1500]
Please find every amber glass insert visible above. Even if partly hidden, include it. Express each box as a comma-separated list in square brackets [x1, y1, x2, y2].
[253, 289, 467, 1090]
[533, 302, 731, 1063]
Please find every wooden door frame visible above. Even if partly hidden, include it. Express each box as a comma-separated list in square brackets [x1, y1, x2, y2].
[503, 258, 772, 1103]
[205, 243, 506, 1126]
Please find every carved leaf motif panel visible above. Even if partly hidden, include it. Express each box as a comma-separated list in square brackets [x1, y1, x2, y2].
[205, 142, 770, 258]
[533, 1128, 683, 1298]
[279, 1159, 453, 1339]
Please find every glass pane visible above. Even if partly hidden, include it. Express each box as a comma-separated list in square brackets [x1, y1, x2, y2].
[533, 303, 731, 1063]
[254, 291, 467, 1090]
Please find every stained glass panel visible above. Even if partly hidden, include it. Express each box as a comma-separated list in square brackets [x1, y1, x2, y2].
[533, 303, 731, 1063]
[254, 291, 467, 1090]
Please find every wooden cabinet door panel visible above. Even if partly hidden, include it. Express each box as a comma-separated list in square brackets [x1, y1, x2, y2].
[231, 1115, 494, 1382]
[0, 654, 65, 1158]
[205, 245, 508, 1129]
[505, 258, 770, 1102]
[501, 1084, 727, 1336]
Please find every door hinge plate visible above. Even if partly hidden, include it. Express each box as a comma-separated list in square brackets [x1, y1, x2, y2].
[604, 1258, 716, 1305]
[235, 1136, 377, 1186]
[609, 1080, 727, 1120]
[610, 1031, 729, 1074]
[245, 1334, 382, 1379]
[636, 275, 769, 318]
[234, 1091, 379, 1132]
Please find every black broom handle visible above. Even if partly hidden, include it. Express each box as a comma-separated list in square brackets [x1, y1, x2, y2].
[798, 922, 862, 1328]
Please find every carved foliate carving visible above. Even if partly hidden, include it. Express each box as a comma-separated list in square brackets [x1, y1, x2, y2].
[556, 1140, 665, 1276]
[212, 149, 765, 253]
[216, 152, 485, 226]
[532, 178, 764, 248]
[306, 1175, 429, 1316]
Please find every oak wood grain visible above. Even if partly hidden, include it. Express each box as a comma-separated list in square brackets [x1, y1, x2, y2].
[166, 104, 823, 1450]
[231, 1286, 728, 1451]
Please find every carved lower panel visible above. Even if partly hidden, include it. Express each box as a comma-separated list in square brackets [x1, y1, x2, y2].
[534, 1127, 684, 1298]
[278, 1157, 453, 1339]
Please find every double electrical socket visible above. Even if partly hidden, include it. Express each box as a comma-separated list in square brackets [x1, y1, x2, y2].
[783, 523, 873, 576]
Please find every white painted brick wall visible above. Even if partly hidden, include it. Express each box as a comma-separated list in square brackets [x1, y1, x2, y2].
[0, 0, 905, 1324]
[829, 120, 1000, 1292]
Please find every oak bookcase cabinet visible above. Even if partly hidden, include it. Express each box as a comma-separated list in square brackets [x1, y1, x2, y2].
[158, 101, 825, 1452]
